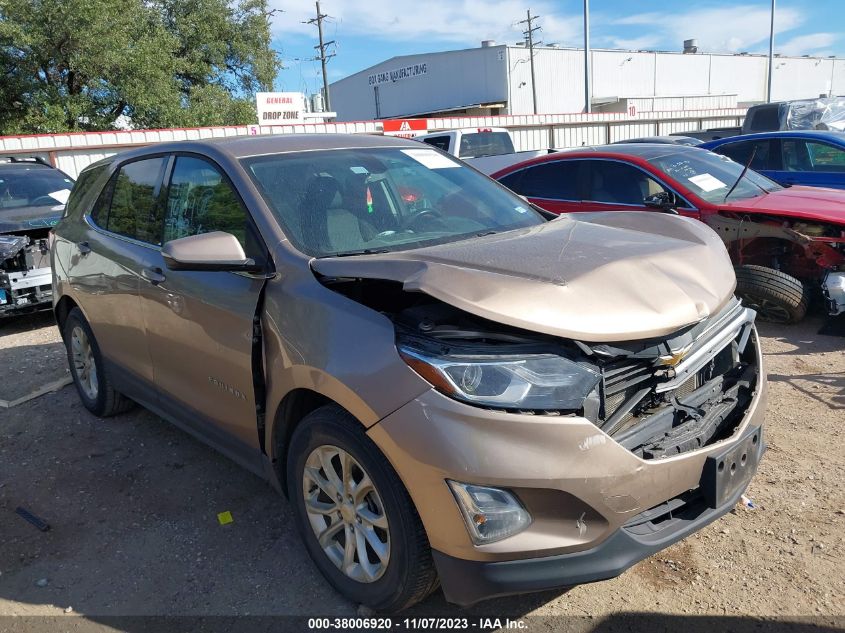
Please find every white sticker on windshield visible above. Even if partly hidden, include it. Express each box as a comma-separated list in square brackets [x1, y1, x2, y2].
[47, 189, 71, 204]
[688, 173, 727, 192]
[515, 205, 529, 214]
[401, 149, 459, 169]
[350, 166, 369, 174]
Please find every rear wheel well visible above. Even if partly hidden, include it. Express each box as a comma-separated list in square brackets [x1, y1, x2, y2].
[54, 296, 79, 335]
[272, 388, 333, 495]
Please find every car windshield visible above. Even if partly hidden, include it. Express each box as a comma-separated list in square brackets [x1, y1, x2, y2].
[242, 147, 545, 257]
[648, 149, 782, 203]
[0, 168, 74, 211]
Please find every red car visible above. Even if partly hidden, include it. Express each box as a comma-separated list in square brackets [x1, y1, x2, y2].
[492, 144, 845, 323]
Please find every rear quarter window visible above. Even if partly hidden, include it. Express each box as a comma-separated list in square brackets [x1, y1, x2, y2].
[90, 157, 168, 245]
[64, 164, 108, 218]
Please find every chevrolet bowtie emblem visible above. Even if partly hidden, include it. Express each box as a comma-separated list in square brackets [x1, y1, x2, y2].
[658, 345, 693, 367]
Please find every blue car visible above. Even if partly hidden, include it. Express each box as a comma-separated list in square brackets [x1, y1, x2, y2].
[701, 130, 845, 190]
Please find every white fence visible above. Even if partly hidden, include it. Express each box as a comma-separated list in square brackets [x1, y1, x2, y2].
[0, 108, 746, 179]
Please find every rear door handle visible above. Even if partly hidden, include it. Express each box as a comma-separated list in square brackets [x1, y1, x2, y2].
[141, 267, 166, 285]
[77, 241, 91, 255]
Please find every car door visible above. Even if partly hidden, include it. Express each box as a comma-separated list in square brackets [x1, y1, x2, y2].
[496, 160, 587, 214]
[582, 159, 694, 216]
[137, 154, 270, 468]
[66, 156, 168, 396]
[786, 140, 845, 189]
[772, 139, 845, 189]
[712, 139, 778, 182]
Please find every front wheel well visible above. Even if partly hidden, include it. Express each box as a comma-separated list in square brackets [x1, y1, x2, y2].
[54, 296, 79, 334]
[271, 388, 335, 495]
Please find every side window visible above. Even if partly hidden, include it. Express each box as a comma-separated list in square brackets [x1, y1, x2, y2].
[105, 158, 167, 244]
[518, 161, 581, 200]
[497, 170, 524, 193]
[717, 140, 773, 170]
[163, 156, 254, 252]
[586, 161, 668, 205]
[421, 136, 451, 151]
[65, 164, 107, 218]
[781, 140, 812, 172]
[804, 141, 845, 171]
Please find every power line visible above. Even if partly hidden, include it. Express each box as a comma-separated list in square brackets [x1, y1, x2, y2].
[305, 1, 335, 110]
[518, 9, 541, 114]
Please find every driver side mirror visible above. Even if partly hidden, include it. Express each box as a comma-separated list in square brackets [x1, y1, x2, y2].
[162, 231, 261, 272]
[643, 191, 679, 212]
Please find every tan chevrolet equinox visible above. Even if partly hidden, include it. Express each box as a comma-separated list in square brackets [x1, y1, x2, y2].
[51, 134, 766, 610]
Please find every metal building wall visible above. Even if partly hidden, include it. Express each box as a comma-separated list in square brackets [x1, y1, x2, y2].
[329, 46, 509, 121]
[328, 45, 845, 120]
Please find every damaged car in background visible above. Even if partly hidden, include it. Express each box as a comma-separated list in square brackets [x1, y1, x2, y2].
[0, 157, 73, 318]
[52, 134, 766, 610]
[493, 144, 845, 323]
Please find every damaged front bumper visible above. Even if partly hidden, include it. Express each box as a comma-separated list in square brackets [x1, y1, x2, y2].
[433, 425, 764, 606]
[0, 234, 52, 317]
[366, 322, 766, 606]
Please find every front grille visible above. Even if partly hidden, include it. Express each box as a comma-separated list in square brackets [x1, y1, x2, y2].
[601, 360, 653, 420]
[595, 303, 759, 459]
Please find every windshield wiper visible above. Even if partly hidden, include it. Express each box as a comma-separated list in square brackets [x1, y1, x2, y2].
[723, 146, 757, 202]
[328, 248, 391, 257]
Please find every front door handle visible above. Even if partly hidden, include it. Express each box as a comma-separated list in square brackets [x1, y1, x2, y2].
[141, 267, 166, 285]
[77, 241, 91, 255]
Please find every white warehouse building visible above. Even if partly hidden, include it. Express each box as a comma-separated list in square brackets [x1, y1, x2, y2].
[329, 42, 845, 121]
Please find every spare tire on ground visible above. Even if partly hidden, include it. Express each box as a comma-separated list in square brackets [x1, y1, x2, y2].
[734, 265, 809, 324]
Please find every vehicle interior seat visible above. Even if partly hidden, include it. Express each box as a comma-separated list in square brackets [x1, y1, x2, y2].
[300, 175, 376, 254]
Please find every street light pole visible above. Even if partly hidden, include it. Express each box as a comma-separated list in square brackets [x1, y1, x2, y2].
[767, 0, 776, 103]
[584, 0, 591, 113]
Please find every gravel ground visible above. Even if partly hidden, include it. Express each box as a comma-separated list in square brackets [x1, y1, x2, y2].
[0, 312, 843, 631]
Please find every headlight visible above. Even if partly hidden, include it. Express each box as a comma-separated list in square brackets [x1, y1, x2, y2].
[399, 346, 600, 410]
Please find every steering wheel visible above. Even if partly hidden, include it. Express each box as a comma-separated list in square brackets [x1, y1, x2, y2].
[405, 208, 444, 231]
[30, 195, 58, 206]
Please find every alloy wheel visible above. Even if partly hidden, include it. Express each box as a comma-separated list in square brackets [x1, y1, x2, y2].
[302, 445, 390, 583]
[70, 325, 98, 400]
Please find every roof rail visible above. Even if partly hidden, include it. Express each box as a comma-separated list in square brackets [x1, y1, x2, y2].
[0, 156, 52, 167]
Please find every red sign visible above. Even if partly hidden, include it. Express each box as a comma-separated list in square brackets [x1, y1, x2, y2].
[383, 119, 428, 138]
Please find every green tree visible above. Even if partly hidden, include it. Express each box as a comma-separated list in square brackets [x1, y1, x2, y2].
[0, 0, 279, 133]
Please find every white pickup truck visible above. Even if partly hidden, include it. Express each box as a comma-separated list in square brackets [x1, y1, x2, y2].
[415, 127, 549, 174]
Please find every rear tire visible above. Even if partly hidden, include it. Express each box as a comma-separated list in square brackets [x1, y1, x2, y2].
[734, 265, 809, 324]
[63, 307, 134, 417]
[287, 405, 438, 611]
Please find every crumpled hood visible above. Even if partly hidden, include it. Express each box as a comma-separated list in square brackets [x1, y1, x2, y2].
[311, 213, 737, 343]
[0, 204, 63, 234]
[723, 186, 845, 224]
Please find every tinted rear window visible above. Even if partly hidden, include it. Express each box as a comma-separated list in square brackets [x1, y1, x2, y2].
[514, 161, 581, 200]
[64, 164, 108, 218]
[458, 132, 515, 158]
[95, 158, 167, 244]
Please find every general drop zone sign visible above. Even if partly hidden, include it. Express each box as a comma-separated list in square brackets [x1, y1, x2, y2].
[256, 92, 306, 124]
[368, 63, 428, 86]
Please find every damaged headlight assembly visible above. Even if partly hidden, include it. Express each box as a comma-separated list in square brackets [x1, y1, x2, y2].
[398, 346, 601, 411]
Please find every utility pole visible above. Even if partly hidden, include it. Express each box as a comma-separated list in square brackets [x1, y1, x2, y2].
[767, 0, 776, 103]
[518, 9, 541, 115]
[584, 0, 591, 113]
[307, 1, 334, 111]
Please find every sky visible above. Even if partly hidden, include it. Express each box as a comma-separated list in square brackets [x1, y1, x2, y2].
[267, 0, 845, 95]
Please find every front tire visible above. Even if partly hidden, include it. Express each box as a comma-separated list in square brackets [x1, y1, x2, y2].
[287, 405, 438, 611]
[734, 265, 809, 324]
[63, 307, 134, 417]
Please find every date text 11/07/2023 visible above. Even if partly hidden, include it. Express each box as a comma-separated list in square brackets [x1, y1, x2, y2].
[307, 617, 528, 630]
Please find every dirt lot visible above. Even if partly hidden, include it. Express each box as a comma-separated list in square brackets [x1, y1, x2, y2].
[0, 311, 843, 630]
